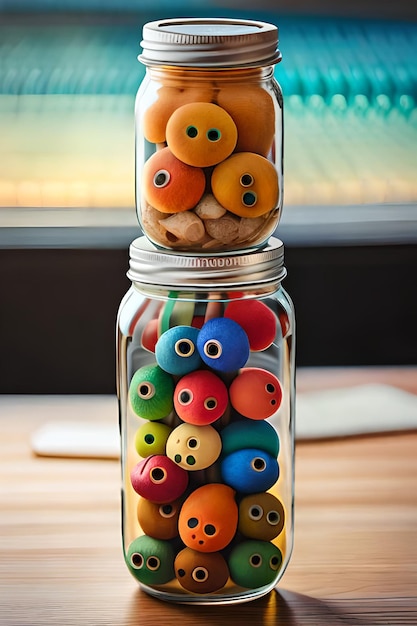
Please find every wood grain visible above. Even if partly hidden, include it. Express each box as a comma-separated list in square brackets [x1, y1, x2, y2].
[1, 367, 416, 625]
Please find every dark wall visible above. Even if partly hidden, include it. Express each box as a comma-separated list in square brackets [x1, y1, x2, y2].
[1, 242, 416, 394]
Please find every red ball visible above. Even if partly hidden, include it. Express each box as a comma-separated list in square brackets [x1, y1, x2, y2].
[130, 455, 189, 503]
[224, 300, 277, 351]
[141, 318, 159, 352]
[229, 367, 283, 420]
[174, 369, 229, 425]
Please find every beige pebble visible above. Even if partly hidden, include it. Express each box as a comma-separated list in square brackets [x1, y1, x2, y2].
[204, 213, 240, 244]
[194, 193, 227, 220]
[159, 210, 206, 243]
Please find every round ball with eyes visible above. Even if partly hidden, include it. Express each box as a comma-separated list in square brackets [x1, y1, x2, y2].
[174, 369, 229, 426]
[229, 367, 283, 420]
[196, 317, 250, 373]
[220, 419, 279, 459]
[220, 448, 279, 494]
[130, 454, 189, 503]
[134, 421, 172, 458]
[178, 483, 238, 552]
[238, 492, 285, 541]
[174, 547, 230, 594]
[165, 102, 238, 167]
[155, 325, 202, 376]
[166, 423, 222, 471]
[137, 497, 182, 540]
[224, 299, 277, 352]
[126, 535, 175, 585]
[129, 364, 174, 421]
[211, 151, 279, 218]
[142, 147, 206, 214]
[228, 540, 283, 589]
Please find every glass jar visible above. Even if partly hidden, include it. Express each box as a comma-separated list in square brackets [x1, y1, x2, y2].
[116, 235, 295, 604]
[135, 18, 284, 253]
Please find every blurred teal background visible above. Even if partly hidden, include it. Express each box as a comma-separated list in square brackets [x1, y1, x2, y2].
[1, 0, 416, 213]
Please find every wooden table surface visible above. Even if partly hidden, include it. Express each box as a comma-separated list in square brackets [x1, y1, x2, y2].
[1, 367, 416, 625]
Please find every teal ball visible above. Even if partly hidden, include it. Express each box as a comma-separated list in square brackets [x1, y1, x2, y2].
[126, 535, 175, 585]
[220, 419, 279, 458]
[129, 364, 174, 420]
[228, 540, 282, 588]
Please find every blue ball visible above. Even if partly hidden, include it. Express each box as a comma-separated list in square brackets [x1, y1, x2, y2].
[155, 325, 202, 376]
[196, 317, 250, 373]
[220, 448, 279, 493]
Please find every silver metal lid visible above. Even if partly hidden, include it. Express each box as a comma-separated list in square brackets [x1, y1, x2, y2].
[139, 18, 281, 68]
[127, 236, 286, 291]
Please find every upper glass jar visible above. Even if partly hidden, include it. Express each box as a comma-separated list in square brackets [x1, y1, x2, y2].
[135, 18, 283, 253]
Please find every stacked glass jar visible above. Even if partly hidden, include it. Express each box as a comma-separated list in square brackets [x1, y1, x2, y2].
[116, 17, 295, 604]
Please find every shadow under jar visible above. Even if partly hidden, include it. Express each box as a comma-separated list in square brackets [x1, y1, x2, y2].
[135, 17, 284, 253]
[116, 236, 295, 604]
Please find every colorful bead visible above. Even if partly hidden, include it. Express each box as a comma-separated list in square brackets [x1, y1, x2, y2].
[224, 299, 277, 351]
[228, 540, 283, 588]
[229, 367, 283, 420]
[141, 318, 159, 352]
[166, 423, 222, 471]
[220, 419, 279, 458]
[155, 325, 202, 376]
[134, 421, 172, 458]
[165, 102, 237, 167]
[174, 369, 229, 425]
[196, 317, 250, 373]
[137, 497, 182, 540]
[175, 548, 230, 593]
[220, 448, 279, 493]
[238, 492, 285, 541]
[178, 483, 238, 552]
[126, 535, 175, 585]
[130, 454, 189, 503]
[129, 364, 174, 421]
[143, 147, 205, 214]
[211, 152, 278, 218]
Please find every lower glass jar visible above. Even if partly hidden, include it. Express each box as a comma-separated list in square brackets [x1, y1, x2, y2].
[116, 236, 295, 604]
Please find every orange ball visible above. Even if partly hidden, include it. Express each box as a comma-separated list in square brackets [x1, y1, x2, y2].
[142, 86, 214, 144]
[211, 152, 279, 218]
[166, 102, 237, 167]
[178, 483, 238, 553]
[142, 147, 205, 214]
[216, 85, 276, 156]
[229, 367, 283, 420]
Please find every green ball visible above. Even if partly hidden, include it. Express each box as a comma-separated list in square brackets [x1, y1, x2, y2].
[228, 540, 282, 589]
[134, 421, 172, 457]
[129, 364, 174, 420]
[126, 535, 175, 585]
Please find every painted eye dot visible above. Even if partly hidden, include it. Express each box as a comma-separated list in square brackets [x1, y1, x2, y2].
[251, 457, 267, 472]
[130, 553, 144, 569]
[249, 505, 264, 520]
[144, 434, 155, 445]
[175, 339, 195, 357]
[150, 467, 167, 484]
[159, 504, 176, 518]
[250, 553, 263, 568]
[187, 517, 199, 529]
[187, 437, 199, 449]
[207, 128, 221, 142]
[267, 510, 281, 525]
[177, 568, 186, 578]
[242, 191, 258, 207]
[186, 455, 196, 466]
[204, 524, 216, 536]
[240, 173, 254, 187]
[137, 382, 155, 400]
[186, 125, 198, 138]
[204, 340, 222, 359]
[270, 555, 281, 570]
[178, 389, 193, 405]
[153, 169, 170, 188]
[266, 383, 276, 394]
[192, 567, 209, 582]
[174, 454, 182, 463]
[204, 397, 218, 411]
[146, 556, 161, 571]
